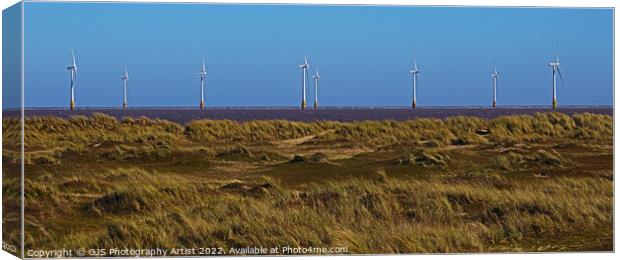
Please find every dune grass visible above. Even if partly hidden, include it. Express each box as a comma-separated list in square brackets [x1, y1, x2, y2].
[1, 112, 613, 254]
[3, 112, 612, 162]
[6, 167, 612, 254]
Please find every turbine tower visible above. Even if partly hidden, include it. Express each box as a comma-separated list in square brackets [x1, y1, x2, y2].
[548, 52, 564, 109]
[121, 67, 129, 109]
[298, 56, 310, 110]
[197, 54, 207, 110]
[66, 49, 78, 110]
[491, 67, 499, 108]
[313, 70, 320, 109]
[409, 61, 420, 109]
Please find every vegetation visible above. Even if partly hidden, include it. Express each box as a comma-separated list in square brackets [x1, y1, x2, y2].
[2, 112, 613, 254]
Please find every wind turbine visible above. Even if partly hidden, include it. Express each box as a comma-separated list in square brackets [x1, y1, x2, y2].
[491, 67, 499, 108]
[313, 70, 320, 109]
[409, 60, 420, 109]
[548, 45, 565, 109]
[66, 49, 78, 110]
[298, 56, 310, 110]
[197, 54, 207, 110]
[121, 67, 129, 109]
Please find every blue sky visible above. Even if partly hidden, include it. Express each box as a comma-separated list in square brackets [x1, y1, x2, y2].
[16, 2, 613, 107]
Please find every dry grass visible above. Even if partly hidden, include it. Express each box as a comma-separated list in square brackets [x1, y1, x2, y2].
[5, 112, 611, 152]
[6, 167, 612, 253]
[1, 112, 613, 254]
[492, 149, 573, 171]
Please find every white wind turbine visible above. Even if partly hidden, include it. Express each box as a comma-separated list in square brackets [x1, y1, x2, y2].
[548, 47, 565, 109]
[409, 60, 420, 109]
[121, 67, 129, 109]
[313, 70, 320, 109]
[491, 67, 499, 108]
[197, 54, 207, 109]
[298, 56, 310, 110]
[66, 49, 78, 110]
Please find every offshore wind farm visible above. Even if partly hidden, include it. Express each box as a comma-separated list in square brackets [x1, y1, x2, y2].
[13, 45, 609, 123]
[10, 48, 608, 124]
[15, 10, 600, 120]
[2, 2, 613, 256]
[13, 46, 611, 122]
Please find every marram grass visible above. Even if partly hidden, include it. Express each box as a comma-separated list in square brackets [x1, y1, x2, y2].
[2, 112, 613, 254]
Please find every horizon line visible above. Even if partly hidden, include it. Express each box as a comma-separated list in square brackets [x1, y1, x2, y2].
[3, 105, 614, 111]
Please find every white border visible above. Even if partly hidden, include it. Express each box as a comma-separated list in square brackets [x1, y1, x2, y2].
[10, 0, 620, 8]
[20, 1, 24, 259]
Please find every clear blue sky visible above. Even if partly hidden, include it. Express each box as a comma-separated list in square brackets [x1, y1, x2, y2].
[17, 2, 613, 107]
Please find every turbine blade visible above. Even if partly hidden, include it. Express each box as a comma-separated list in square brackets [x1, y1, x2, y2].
[71, 49, 76, 67]
[202, 53, 206, 72]
[555, 39, 560, 61]
[557, 67, 566, 88]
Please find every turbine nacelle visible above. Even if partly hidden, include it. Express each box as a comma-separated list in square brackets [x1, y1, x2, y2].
[198, 53, 208, 78]
[549, 56, 560, 67]
[122, 68, 129, 80]
[198, 64, 207, 78]
[68, 49, 78, 71]
[410, 61, 419, 75]
[299, 56, 310, 69]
